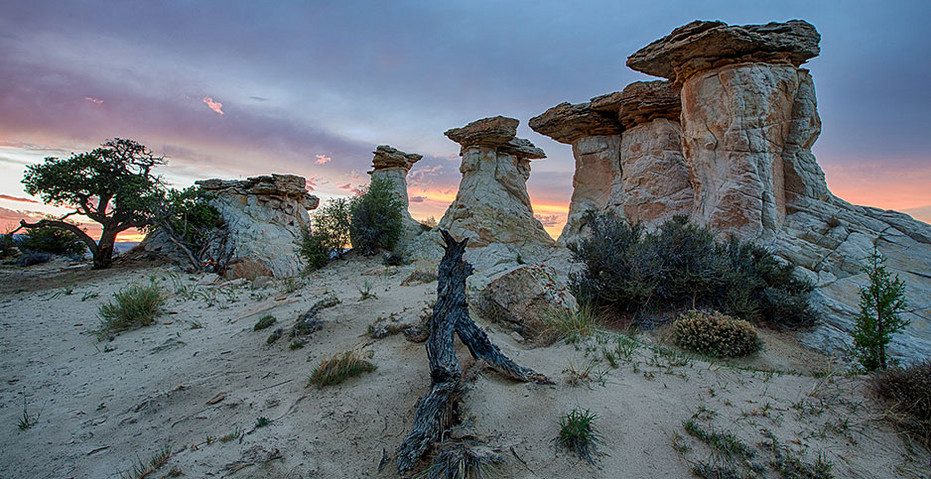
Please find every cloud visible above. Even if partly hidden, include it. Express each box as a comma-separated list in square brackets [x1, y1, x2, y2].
[84, 96, 103, 104]
[249, 96, 268, 102]
[306, 175, 318, 191]
[337, 183, 364, 196]
[0, 194, 38, 204]
[534, 213, 564, 228]
[202, 96, 224, 115]
[409, 195, 425, 203]
[315, 154, 331, 165]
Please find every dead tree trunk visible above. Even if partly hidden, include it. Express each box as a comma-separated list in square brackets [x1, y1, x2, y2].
[396, 230, 551, 474]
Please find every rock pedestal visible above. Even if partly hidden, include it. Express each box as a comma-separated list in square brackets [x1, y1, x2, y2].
[369, 145, 424, 242]
[195, 174, 319, 279]
[438, 116, 553, 249]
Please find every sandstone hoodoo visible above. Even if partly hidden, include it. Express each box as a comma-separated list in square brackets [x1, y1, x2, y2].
[437, 116, 553, 249]
[195, 174, 319, 279]
[369, 145, 424, 241]
[532, 19, 931, 362]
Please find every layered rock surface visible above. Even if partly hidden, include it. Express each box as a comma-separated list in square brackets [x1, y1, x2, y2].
[195, 174, 319, 279]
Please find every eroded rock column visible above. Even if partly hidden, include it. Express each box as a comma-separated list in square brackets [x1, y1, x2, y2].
[627, 19, 822, 237]
[438, 116, 553, 248]
[370, 145, 423, 241]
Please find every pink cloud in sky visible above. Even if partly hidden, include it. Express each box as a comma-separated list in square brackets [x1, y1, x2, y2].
[306, 175, 318, 191]
[409, 195, 425, 203]
[84, 96, 103, 104]
[315, 154, 331, 165]
[0, 194, 39, 204]
[202, 97, 224, 115]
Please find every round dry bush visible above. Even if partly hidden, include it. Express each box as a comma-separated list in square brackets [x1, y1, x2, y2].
[672, 310, 761, 358]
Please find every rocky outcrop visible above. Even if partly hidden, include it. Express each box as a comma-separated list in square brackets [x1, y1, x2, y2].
[369, 145, 424, 242]
[626, 20, 820, 82]
[533, 19, 931, 363]
[437, 116, 552, 249]
[195, 174, 319, 279]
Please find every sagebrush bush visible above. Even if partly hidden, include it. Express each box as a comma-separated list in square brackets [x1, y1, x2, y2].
[874, 360, 931, 447]
[98, 282, 166, 335]
[569, 213, 817, 329]
[17, 223, 85, 256]
[350, 176, 403, 256]
[300, 198, 352, 270]
[672, 310, 761, 358]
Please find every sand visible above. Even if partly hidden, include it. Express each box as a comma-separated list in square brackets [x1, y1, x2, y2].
[0, 255, 928, 478]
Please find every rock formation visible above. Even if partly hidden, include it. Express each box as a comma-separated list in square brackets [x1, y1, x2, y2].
[195, 174, 319, 279]
[369, 145, 424, 242]
[532, 19, 931, 362]
[438, 116, 553, 249]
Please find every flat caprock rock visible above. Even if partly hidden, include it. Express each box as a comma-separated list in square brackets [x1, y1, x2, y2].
[627, 19, 821, 80]
[590, 80, 682, 128]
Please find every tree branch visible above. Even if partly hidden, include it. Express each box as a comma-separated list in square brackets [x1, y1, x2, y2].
[17, 219, 98, 255]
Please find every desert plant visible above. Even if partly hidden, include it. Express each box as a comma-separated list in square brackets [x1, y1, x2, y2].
[682, 419, 755, 461]
[557, 408, 601, 464]
[0, 232, 17, 258]
[16, 221, 86, 256]
[17, 391, 37, 431]
[569, 213, 816, 329]
[358, 280, 377, 300]
[401, 269, 438, 286]
[300, 197, 352, 270]
[219, 426, 242, 443]
[672, 310, 761, 358]
[349, 176, 404, 256]
[541, 304, 602, 342]
[253, 314, 276, 331]
[418, 442, 504, 479]
[255, 417, 271, 428]
[122, 444, 171, 479]
[308, 350, 376, 388]
[17, 252, 51, 266]
[98, 281, 166, 335]
[874, 360, 931, 447]
[851, 248, 909, 371]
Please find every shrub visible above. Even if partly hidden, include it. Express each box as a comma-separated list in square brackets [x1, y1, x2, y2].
[874, 360, 931, 447]
[16, 222, 85, 256]
[557, 408, 601, 464]
[17, 252, 51, 266]
[308, 350, 376, 388]
[253, 314, 276, 331]
[852, 248, 909, 371]
[350, 176, 403, 256]
[98, 281, 166, 335]
[672, 310, 761, 358]
[541, 304, 602, 343]
[299, 198, 352, 270]
[0, 233, 17, 258]
[569, 213, 817, 329]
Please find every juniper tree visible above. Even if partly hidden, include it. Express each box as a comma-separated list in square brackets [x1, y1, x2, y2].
[852, 247, 909, 371]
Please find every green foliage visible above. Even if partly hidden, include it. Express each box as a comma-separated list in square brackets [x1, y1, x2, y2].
[541, 304, 602, 343]
[21, 138, 166, 269]
[0, 233, 16, 258]
[569, 213, 817, 329]
[300, 197, 352, 270]
[557, 408, 601, 464]
[851, 248, 909, 371]
[122, 444, 171, 479]
[98, 281, 166, 336]
[308, 350, 376, 388]
[17, 392, 37, 431]
[350, 176, 404, 256]
[156, 186, 225, 271]
[672, 310, 761, 358]
[255, 417, 271, 428]
[874, 360, 931, 447]
[253, 314, 276, 331]
[682, 418, 755, 460]
[16, 220, 86, 256]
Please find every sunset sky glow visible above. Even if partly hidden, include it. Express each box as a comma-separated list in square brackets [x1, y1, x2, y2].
[1, 1, 929, 242]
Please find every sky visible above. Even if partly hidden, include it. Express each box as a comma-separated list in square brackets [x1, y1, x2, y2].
[1, 0, 929, 241]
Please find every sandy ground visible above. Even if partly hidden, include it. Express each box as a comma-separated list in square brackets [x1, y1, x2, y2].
[0, 255, 928, 478]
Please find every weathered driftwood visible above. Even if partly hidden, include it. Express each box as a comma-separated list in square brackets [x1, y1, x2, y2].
[396, 230, 550, 474]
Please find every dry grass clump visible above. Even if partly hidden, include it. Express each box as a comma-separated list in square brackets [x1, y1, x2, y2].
[874, 360, 931, 448]
[672, 310, 761, 358]
[308, 350, 376, 388]
[253, 314, 276, 331]
[401, 268, 438, 286]
[417, 442, 505, 479]
[99, 282, 166, 337]
[541, 304, 602, 343]
[121, 444, 171, 479]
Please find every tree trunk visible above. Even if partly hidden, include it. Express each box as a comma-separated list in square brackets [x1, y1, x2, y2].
[94, 228, 119, 269]
[396, 230, 550, 474]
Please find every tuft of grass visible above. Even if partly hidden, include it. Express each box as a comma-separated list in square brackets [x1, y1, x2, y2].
[253, 314, 276, 331]
[557, 408, 601, 464]
[98, 281, 165, 337]
[17, 392, 37, 431]
[255, 417, 270, 428]
[761, 430, 834, 479]
[266, 328, 283, 344]
[358, 280, 377, 301]
[289, 339, 305, 350]
[121, 444, 171, 479]
[219, 426, 242, 443]
[417, 442, 505, 479]
[541, 304, 602, 342]
[308, 350, 376, 388]
[401, 269, 438, 286]
[682, 419, 754, 460]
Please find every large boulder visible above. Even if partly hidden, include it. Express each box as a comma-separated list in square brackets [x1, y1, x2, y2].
[477, 264, 578, 343]
[195, 174, 319, 279]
